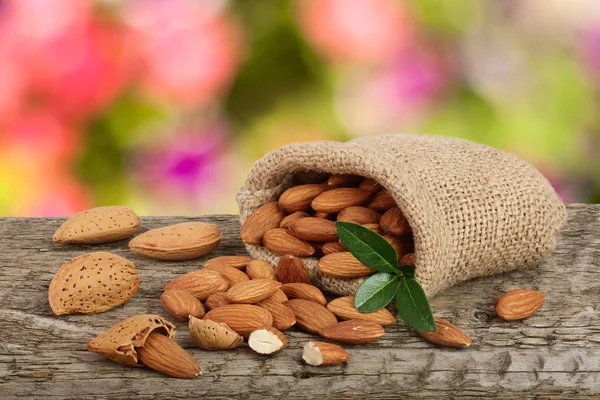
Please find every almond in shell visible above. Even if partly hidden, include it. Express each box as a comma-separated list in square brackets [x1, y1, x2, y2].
[188, 316, 243, 350]
[53, 206, 140, 244]
[204, 304, 273, 337]
[241, 202, 286, 245]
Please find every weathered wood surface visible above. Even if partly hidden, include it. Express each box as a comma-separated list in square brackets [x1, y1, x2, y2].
[0, 204, 599, 399]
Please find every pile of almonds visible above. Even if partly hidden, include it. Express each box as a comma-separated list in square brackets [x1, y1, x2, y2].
[241, 173, 415, 278]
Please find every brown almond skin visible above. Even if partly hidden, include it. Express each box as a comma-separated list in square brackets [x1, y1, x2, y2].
[383, 235, 413, 260]
[313, 211, 335, 219]
[294, 171, 328, 184]
[288, 217, 339, 242]
[327, 174, 362, 188]
[281, 283, 326, 306]
[279, 184, 329, 213]
[226, 279, 282, 304]
[362, 223, 384, 235]
[280, 211, 310, 229]
[303, 341, 350, 366]
[495, 289, 545, 321]
[263, 289, 289, 304]
[205, 265, 250, 288]
[319, 320, 385, 344]
[380, 207, 411, 236]
[311, 188, 372, 213]
[359, 178, 381, 192]
[205, 255, 253, 269]
[241, 202, 286, 245]
[399, 253, 415, 266]
[160, 290, 205, 321]
[204, 304, 273, 337]
[263, 228, 315, 257]
[277, 255, 310, 284]
[327, 296, 395, 326]
[367, 191, 396, 212]
[284, 299, 337, 334]
[136, 332, 201, 379]
[322, 241, 347, 255]
[318, 252, 376, 278]
[417, 318, 471, 348]
[257, 300, 296, 330]
[165, 270, 229, 301]
[246, 260, 277, 280]
[337, 206, 381, 224]
[205, 292, 230, 310]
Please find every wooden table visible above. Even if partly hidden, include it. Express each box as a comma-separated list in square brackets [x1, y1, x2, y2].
[1, 204, 599, 399]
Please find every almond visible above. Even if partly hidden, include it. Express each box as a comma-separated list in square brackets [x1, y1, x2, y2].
[311, 188, 372, 213]
[383, 235, 413, 259]
[284, 299, 337, 334]
[337, 206, 381, 224]
[205, 255, 253, 269]
[358, 178, 381, 192]
[318, 252, 375, 278]
[246, 260, 277, 280]
[276, 255, 310, 284]
[165, 269, 228, 300]
[327, 174, 362, 188]
[263, 228, 315, 257]
[188, 316, 243, 350]
[288, 217, 339, 242]
[204, 304, 273, 337]
[129, 222, 221, 260]
[263, 289, 289, 303]
[226, 279, 282, 304]
[380, 207, 411, 236]
[241, 202, 286, 245]
[53, 206, 140, 244]
[326, 296, 395, 325]
[278, 184, 328, 213]
[294, 170, 328, 184]
[205, 265, 250, 287]
[313, 211, 334, 219]
[256, 300, 296, 330]
[399, 252, 415, 266]
[280, 211, 310, 229]
[495, 289, 545, 321]
[320, 320, 385, 344]
[205, 292, 231, 310]
[417, 318, 471, 348]
[302, 341, 349, 367]
[367, 191, 396, 212]
[362, 223, 384, 235]
[322, 241, 347, 255]
[248, 327, 288, 354]
[136, 332, 201, 379]
[48, 252, 140, 315]
[281, 283, 326, 306]
[160, 290, 205, 321]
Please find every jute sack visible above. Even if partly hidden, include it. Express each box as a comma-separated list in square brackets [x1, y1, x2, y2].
[236, 134, 567, 298]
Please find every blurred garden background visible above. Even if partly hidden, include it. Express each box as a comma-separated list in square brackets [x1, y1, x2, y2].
[0, 0, 599, 217]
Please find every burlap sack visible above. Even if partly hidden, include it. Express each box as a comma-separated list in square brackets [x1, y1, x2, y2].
[236, 134, 567, 298]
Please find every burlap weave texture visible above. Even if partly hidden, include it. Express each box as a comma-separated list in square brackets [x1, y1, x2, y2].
[236, 134, 567, 297]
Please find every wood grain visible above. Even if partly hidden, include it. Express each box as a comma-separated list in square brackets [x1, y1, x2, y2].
[1, 205, 599, 399]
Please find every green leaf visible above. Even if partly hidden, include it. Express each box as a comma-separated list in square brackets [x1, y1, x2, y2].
[354, 272, 399, 313]
[335, 221, 399, 274]
[400, 265, 416, 279]
[395, 277, 436, 332]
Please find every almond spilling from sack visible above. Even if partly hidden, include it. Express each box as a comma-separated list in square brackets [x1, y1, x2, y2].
[495, 289, 545, 321]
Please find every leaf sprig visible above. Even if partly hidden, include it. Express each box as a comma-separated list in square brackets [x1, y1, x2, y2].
[335, 221, 436, 332]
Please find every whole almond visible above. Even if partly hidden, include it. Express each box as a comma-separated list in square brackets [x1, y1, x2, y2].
[327, 174, 362, 188]
[165, 269, 228, 300]
[320, 320, 385, 344]
[303, 341, 350, 366]
[129, 222, 221, 260]
[279, 184, 329, 213]
[248, 327, 288, 354]
[48, 252, 140, 315]
[205, 255, 253, 269]
[294, 170, 328, 184]
[359, 178, 381, 192]
[327, 296, 395, 326]
[362, 223, 384, 235]
[263, 228, 315, 257]
[281, 283, 326, 306]
[160, 290, 205, 321]
[399, 253, 415, 266]
[311, 188, 372, 213]
[322, 241, 347, 255]
[53, 206, 140, 244]
[380, 207, 411, 236]
[205, 265, 250, 287]
[280, 211, 310, 229]
[417, 318, 471, 348]
[246, 260, 277, 280]
[318, 252, 375, 278]
[337, 206, 382, 224]
[284, 299, 337, 334]
[188, 316, 243, 350]
[263, 289, 289, 303]
[205, 292, 230, 310]
[383, 235, 413, 259]
[136, 332, 201, 379]
[277, 255, 310, 284]
[367, 191, 396, 212]
[313, 211, 334, 219]
[495, 289, 545, 321]
[226, 279, 282, 304]
[256, 300, 296, 330]
[289, 217, 339, 242]
[204, 304, 273, 337]
[241, 202, 286, 245]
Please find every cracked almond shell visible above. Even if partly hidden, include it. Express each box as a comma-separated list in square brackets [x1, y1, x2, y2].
[188, 316, 243, 350]
[53, 206, 140, 244]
